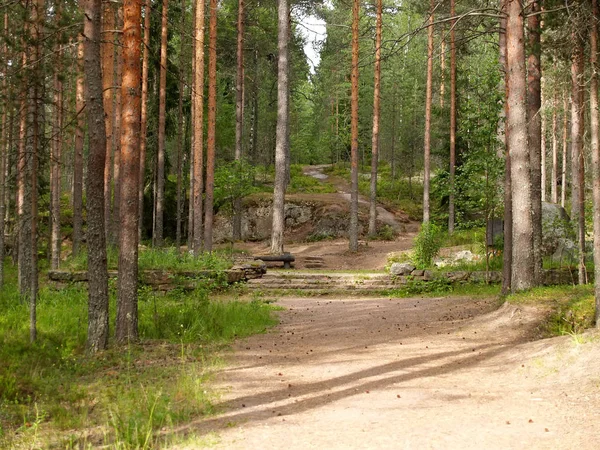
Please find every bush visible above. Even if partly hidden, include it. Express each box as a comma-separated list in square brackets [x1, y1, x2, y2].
[412, 222, 443, 268]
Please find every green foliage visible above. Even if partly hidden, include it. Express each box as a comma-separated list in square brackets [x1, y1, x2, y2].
[287, 165, 337, 194]
[412, 223, 443, 268]
[0, 263, 277, 447]
[306, 231, 336, 242]
[214, 159, 258, 213]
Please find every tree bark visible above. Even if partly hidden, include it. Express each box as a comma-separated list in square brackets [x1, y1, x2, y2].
[233, 0, 245, 241]
[73, 35, 85, 258]
[83, 0, 110, 352]
[139, 0, 151, 241]
[204, 0, 218, 252]
[155, 0, 168, 247]
[591, 0, 600, 325]
[192, 0, 205, 255]
[102, 1, 115, 242]
[561, 91, 568, 208]
[527, 0, 542, 284]
[551, 90, 558, 204]
[348, 0, 360, 252]
[176, 0, 186, 253]
[51, 7, 64, 270]
[507, 0, 534, 292]
[423, 0, 434, 223]
[270, 0, 290, 254]
[500, 1, 512, 295]
[368, 0, 382, 237]
[116, 0, 142, 343]
[571, 33, 586, 284]
[448, 0, 457, 233]
[0, 12, 7, 287]
[112, 7, 124, 245]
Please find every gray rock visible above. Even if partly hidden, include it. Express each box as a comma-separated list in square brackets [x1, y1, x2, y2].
[390, 262, 416, 276]
[542, 202, 575, 257]
[411, 269, 425, 277]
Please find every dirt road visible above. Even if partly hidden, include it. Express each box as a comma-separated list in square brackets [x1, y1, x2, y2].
[172, 297, 600, 449]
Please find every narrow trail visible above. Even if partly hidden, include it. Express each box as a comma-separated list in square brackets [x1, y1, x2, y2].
[171, 298, 600, 449]
[303, 164, 413, 233]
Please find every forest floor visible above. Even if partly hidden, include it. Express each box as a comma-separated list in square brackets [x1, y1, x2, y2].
[171, 296, 600, 449]
[166, 167, 600, 449]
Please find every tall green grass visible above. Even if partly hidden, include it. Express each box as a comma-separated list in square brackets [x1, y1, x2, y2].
[0, 263, 277, 448]
[63, 247, 234, 272]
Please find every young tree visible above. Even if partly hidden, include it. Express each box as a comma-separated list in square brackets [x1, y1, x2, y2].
[551, 90, 558, 204]
[507, 0, 534, 292]
[270, 0, 290, 254]
[116, 0, 142, 343]
[368, 0, 382, 237]
[422, 0, 434, 223]
[155, 0, 168, 247]
[204, 0, 218, 252]
[83, 0, 109, 352]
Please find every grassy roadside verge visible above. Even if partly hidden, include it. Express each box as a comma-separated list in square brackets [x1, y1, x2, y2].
[0, 263, 278, 449]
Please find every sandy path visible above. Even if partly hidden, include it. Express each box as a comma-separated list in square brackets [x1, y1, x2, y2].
[171, 297, 600, 449]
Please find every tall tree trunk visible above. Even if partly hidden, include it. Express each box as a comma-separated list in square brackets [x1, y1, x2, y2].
[139, 0, 151, 241]
[0, 12, 7, 287]
[551, 90, 558, 204]
[233, 0, 245, 241]
[561, 91, 568, 208]
[204, 0, 218, 252]
[348, 0, 360, 252]
[102, 1, 115, 242]
[112, 7, 124, 245]
[51, 8, 63, 269]
[440, 35, 445, 109]
[507, 0, 534, 292]
[527, 0, 542, 284]
[423, 0, 434, 223]
[448, 0, 457, 233]
[72, 35, 85, 257]
[368, 0, 382, 237]
[17, 50, 31, 299]
[155, 0, 168, 247]
[176, 0, 186, 253]
[591, 0, 600, 325]
[500, 1, 512, 295]
[270, 0, 290, 254]
[116, 0, 142, 343]
[192, 0, 205, 255]
[571, 33, 586, 284]
[83, 0, 109, 352]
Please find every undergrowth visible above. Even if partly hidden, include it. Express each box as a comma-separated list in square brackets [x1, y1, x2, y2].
[507, 284, 595, 336]
[0, 263, 278, 448]
[63, 247, 233, 272]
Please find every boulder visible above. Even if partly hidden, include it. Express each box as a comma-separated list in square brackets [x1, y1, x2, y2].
[453, 250, 476, 263]
[542, 202, 575, 257]
[390, 262, 416, 276]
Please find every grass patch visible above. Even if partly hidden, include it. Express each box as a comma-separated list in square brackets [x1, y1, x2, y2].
[0, 263, 278, 448]
[507, 284, 594, 336]
[287, 165, 337, 194]
[63, 247, 234, 272]
[385, 279, 500, 298]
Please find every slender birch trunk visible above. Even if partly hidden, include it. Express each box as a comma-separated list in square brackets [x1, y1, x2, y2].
[561, 92, 568, 208]
[551, 90, 558, 204]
